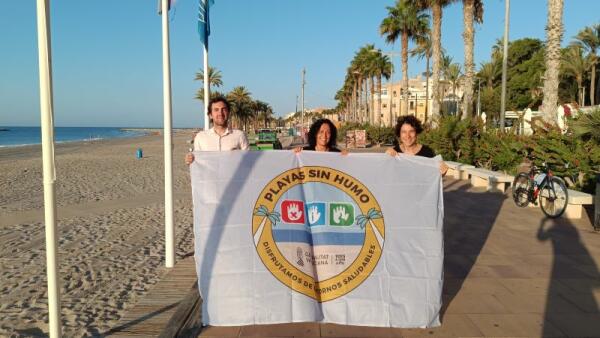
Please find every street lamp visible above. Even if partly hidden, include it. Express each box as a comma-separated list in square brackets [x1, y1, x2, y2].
[500, 0, 510, 131]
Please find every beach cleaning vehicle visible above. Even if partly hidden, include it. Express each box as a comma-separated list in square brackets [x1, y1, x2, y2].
[250, 129, 282, 150]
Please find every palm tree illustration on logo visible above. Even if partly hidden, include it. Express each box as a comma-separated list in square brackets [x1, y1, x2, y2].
[356, 208, 384, 249]
[253, 205, 281, 245]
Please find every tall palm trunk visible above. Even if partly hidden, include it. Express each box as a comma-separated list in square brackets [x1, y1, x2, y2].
[357, 77, 363, 121]
[425, 55, 430, 122]
[352, 81, 358, 121]
[541, 0, 564, 125]
[402, 31, 409, 116]
[453, 84, 457, 108]
[577, 75, 584, 106]
[370, 76, 376, 124]
[364, 77, 369, 123]
[347, 95, 351, 120]
[590, 63, 596, 106]
[376, 75, 382, 126]
[431, 3, 443, 121]
[462, 0, 475, 119]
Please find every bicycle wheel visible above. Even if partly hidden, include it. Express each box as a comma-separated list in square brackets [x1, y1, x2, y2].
[512, 173, 532, 207]
[539, 177, 569, 218]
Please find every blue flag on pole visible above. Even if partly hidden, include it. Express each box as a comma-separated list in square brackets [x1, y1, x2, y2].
[198, 0, 214, 47]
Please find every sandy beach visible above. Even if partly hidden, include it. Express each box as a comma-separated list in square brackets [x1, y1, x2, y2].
[0, 132, 197, 336]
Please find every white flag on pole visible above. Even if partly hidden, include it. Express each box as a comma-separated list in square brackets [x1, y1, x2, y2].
[191, 151, 444, 328]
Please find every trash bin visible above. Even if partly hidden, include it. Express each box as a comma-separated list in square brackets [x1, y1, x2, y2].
[136, 148, 143, 159]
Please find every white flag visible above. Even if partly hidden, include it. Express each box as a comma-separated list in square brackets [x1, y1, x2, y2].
[191, 151, 444, 328]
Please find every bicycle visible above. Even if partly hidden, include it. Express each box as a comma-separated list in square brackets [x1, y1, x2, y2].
[512, 161, 569, 218]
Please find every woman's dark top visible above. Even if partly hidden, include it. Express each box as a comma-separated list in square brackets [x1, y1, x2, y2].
[303, 145, 341, 152]
[393, 144, 435, 158]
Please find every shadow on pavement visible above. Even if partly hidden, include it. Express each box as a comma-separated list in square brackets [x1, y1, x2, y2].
[537, 217, 600, 336]
[441, 180, 506, 318]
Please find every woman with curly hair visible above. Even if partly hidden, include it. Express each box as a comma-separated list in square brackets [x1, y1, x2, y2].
[386, 115, 448, 175]
[294, 118, 347, 154]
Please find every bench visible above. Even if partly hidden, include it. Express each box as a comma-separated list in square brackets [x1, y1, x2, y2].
[565, 189, 594, 219]
[445, 161, 475, 180]
[465, 167, 514, 193]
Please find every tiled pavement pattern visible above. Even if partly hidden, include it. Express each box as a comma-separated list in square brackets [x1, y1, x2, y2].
[195, 178, 600, 337]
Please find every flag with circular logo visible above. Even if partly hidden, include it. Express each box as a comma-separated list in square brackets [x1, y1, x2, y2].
[191, 151, 444, 328]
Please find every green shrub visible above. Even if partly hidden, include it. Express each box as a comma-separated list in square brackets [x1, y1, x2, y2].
[530, 130, 599, 193]
[473, 131, 526, 173]
[570, 108, 600, 144]
[420, 116, 482, 162]
[366, 125, 395, 146]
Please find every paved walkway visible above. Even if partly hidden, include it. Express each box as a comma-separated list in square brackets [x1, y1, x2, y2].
[112, 178, 600, 337]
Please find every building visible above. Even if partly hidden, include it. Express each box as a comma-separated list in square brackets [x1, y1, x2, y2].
[375, 75, 464, 126]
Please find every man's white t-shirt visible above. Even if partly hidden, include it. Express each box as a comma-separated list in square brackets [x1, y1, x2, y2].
[193, 127, 249, 151]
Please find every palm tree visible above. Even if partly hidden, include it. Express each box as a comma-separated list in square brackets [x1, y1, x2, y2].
[562, 45, 592, 106]
[227, 86, 252, 130]
[416, 0, 457, 123]
[194, 66, 223, 102]
[573, 24, 600, 106]
[380, 0, 430, 117]
[461, 0, 484, 119]
[253, 100, 273, 128]
[478, 61, 499, 88]
[350, 58, 364, 122]
[195, 90, 225, 102]
[438, 53, 454, 105]
[350, 66, 360, 122]
[491, 37, 505, 62]
[195, 66, 223, 87]
[540, 0, 564, 125]
[411, 31, 432, 121]
[361, 45, 379, 124]
[352, 45, 377, 123]
[373, 52, 393, 126]
[340, 75, 356, 121]
[445, 63, 463, 115]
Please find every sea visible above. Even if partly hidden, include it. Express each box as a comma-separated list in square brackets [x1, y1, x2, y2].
[0, 126, 151, 148]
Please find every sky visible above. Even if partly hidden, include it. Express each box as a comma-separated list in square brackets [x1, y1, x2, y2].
[1, 0, 599, 128]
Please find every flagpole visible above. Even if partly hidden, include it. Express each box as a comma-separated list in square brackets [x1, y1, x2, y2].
[203, 45, 209, 129]
[36, 0, 61, 336]
[198, 0, 212, 129]
[161, 0, 175, 268]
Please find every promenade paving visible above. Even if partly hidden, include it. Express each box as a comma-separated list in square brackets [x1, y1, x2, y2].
[110, 177, 599, 337]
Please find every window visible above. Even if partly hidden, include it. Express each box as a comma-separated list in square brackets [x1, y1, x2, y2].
[410, 101, 414, 109]
[382, 104, 387, 108]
